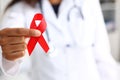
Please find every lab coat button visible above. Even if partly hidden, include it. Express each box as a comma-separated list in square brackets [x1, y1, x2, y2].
[66, 44, 70, 47]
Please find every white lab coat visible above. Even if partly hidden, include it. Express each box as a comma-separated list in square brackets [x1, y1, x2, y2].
[0, 0, 118, 80]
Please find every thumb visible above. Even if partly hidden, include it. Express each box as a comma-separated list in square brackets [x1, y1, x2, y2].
[29, 29, 41, 37]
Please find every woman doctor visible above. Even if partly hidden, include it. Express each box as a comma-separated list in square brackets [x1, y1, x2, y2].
[0, 0, 118, 80]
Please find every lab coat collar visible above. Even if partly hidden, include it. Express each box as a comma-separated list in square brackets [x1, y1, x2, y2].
[39, 0, 85, 31]
[42, 0, 73, 31]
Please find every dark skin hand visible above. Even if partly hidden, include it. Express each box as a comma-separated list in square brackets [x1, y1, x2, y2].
[0, 0, 61, 61]
[0, 28, 41, 61]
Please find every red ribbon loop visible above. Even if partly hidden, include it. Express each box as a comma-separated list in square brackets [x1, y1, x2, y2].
[27, 13, 49, 56]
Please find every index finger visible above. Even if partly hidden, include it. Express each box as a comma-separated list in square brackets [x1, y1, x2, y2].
[0, 28, 41, 37]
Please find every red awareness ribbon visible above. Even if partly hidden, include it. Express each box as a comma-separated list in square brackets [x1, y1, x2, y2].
[27, 13, 49, 56]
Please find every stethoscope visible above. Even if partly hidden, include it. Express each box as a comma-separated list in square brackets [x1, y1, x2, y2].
[67, 0, 84, 21]
[39, 0, 84, 43]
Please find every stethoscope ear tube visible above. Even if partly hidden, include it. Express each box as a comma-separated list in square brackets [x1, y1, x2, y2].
[67, 4, 84, 21]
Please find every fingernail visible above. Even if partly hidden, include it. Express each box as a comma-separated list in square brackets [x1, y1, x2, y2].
[34, 30, 41, 36]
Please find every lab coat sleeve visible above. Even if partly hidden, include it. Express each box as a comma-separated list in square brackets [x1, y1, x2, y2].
[87, 0, 118, 80]
[0, 2, 26, 76]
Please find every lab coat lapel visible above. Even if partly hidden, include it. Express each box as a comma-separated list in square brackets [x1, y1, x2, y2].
[42, 0, 64, 31]
[42, 0, 57, 21]
[58, 0, 73, 15]
[58, 0, 85, 46]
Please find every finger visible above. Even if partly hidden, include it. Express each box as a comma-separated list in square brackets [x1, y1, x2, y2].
[0, 36, 25, 45]
[3, 51, 25, 61]
[0, 28, 41, 37]
[2, 43, 26, 53]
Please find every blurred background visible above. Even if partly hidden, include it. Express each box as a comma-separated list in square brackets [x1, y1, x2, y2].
[0, 0, 120, 80]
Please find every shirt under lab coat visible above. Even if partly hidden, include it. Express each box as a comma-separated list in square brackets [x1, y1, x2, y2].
[0, 0, 118, 80]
